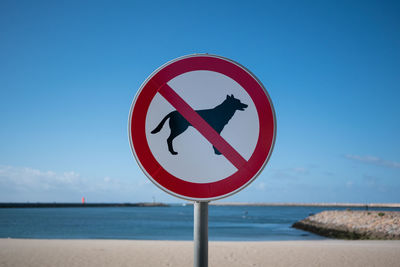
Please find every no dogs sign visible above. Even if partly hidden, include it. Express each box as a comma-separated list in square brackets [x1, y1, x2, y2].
[129, 54, 276, 201]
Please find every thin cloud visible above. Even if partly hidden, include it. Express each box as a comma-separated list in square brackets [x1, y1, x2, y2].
[256, 181, 267, 191]
[0, 165, 149, 202]
[345, 154, 400, 169]
[268, 167, 310, 180]
[0, 165, 85, 192]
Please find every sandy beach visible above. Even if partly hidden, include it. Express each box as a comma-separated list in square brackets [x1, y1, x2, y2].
[1, 239, 399, 267]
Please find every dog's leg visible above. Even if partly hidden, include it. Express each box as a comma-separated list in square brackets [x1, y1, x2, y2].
[213, 145, 222, 155]
[166, 114, 189, 155]
[167, 135, 178, 155]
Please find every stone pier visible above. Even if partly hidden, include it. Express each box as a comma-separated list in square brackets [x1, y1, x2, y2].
[293, 210, 400, 240]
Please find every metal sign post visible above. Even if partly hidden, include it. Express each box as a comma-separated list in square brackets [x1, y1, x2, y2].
[129, 54, 276, 267]
[194, 201, 208, 267]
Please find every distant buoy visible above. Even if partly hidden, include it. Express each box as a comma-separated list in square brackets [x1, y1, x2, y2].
[82, 197, 85, 204]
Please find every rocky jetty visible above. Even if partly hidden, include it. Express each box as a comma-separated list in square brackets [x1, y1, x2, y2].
[293, 210, 400, 240]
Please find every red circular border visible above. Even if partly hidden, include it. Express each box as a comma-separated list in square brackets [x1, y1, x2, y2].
[129, 55, 275, 201]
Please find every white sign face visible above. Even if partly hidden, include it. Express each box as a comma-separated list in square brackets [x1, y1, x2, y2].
[129, 54, 276, 201]
[145, 70, 259, 183]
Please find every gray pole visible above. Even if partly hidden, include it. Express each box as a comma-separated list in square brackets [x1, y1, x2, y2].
[194, 201, 208, 267]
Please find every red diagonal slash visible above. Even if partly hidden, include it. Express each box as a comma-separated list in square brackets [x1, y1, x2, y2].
[158, 84, 248, 170]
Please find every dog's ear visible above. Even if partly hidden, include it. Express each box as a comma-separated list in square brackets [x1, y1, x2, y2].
[226, 94, 230, 99]
[231, 94, 234, 98]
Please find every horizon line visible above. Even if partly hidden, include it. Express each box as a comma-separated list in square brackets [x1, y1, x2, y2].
[0, 202, 399, 208]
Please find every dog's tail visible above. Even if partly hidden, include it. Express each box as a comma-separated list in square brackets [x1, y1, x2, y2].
[151, 112, 173, 134]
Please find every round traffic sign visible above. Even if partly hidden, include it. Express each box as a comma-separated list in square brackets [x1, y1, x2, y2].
[129, 54, 276, 201]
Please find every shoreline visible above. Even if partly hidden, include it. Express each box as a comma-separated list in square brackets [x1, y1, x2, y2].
[0, 202, 169, 208]
[1, 239, 399, 267]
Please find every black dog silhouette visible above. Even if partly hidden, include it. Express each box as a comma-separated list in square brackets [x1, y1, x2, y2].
[151, 94, 248, 155]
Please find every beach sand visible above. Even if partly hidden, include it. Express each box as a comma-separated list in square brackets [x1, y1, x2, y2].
[1, 239, 400, 267]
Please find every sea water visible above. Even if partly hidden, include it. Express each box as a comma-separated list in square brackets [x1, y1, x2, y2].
[0, 205, 398, 240]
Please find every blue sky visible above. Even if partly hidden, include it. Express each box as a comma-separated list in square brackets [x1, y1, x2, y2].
[0, 0, 399, 203]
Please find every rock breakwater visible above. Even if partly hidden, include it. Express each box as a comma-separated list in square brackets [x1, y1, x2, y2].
[293, 210, 400, 240]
